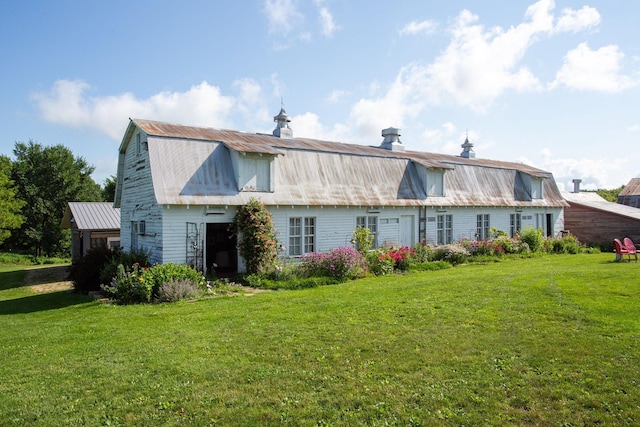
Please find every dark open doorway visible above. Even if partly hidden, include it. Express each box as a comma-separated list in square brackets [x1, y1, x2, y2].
[546, 213, 553, 237]
[206, 223, 237, 275]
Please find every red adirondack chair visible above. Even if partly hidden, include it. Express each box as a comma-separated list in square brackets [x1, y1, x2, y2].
[614, 238, 632, 262]
[623, 237, 638, 262]
[614, 238, 636, 262]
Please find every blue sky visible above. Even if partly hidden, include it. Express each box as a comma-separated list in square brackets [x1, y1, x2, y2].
[1, 0, 639, 191]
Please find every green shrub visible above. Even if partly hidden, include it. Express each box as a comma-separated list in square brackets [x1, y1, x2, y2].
[366, 249, 396, 276]
[432, 244, 470, 265]
[99, 247, 150, 288]
[386, 246, 416, 271]
[519, 227, 544, 252]
[102, 263, 153, 304]
[412, 242, 433, 263]
[230, 198, 278, 275]
[70, 246, 117, 293]
[143, 263, 206, 295]
[300, 247, 366, 281]
[352, 226, 374, 255]
[156, 279, 201, 303]
[102, 262, 206, 304]
[461, 239, 505, 257]
[0, 252, 36, 265]
[542, 234, 582, 254]
[493, 236, 530, 254]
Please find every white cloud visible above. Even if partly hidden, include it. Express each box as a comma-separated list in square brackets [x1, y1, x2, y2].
[315, 0, 339, 37]
[550, 42, 638, 92]
[264, 0, 303, 36]
[399, 20, 437, 36]
[32, 80, 238, 140]
[232, 78, 270, 130]
[539, 148, 630, 190]
[347, 1, 560, 139]
[325, 89, 349, 104]
[553, 5, 600, 33]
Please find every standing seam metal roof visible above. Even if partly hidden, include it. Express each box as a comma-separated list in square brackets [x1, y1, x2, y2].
[124, 118, 567, 208]
[61, 202, 121, 230]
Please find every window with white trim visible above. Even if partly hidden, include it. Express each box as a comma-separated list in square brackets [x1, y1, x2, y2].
[476, 214, 490, 240]
[289, 217, 315, 256]
[356, 216, 378, 246]
[510, 213, 522, 237]
[437, 214, 453, 245]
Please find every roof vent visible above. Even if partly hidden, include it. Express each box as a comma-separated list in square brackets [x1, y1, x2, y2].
[572, 179, 582, 193]
[273, 107, 293, 139]
[379, 127, 405, 151]
[460, 135, 475, 159]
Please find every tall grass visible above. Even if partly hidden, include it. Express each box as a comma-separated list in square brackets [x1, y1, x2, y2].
[1, 254, 639, 425]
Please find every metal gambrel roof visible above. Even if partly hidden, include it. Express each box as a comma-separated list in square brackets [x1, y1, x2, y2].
[124, 118, 567, 208]
[61, 202, 120, 230]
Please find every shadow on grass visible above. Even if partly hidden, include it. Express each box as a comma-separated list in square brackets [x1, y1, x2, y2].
[0, 290, 92, 315]
[0, 265, 72, 291]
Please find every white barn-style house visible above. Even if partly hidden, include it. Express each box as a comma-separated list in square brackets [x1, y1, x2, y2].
[114, 109, 567, 273]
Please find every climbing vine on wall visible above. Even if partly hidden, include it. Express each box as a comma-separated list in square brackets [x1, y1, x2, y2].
[230, 198, 278, 275]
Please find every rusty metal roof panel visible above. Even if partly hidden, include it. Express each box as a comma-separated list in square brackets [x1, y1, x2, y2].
[619, 178, 640, 196]
[148, 138, 428, 206]
[136, 119, 567, 208]
[133, 118, 449, 168]
[427, 164, 567, 208]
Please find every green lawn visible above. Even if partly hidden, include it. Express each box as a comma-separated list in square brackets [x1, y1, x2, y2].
[1, 254, 639, 426]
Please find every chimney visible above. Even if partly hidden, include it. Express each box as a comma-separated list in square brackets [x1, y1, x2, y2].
[460, 135, 475, 159]
[379, 127, 405, 151]
[572, 179, 582, 193]
[272, 107, 293, 139]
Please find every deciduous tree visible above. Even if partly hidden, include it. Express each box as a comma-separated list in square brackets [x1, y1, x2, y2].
[9, 141, 102, 256]
[0, 155, 24, 245]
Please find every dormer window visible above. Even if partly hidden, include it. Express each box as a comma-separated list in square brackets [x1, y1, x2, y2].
[426, 169, 445, 196]
[531, 177, 543, 199]
[240, 154, 272, 192]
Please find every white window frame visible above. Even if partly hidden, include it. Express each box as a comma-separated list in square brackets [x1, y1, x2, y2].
[289, 217, 316, 256]
[510, 213, 522, 237]
[437, 214, 453, 245]
[476, 214, 490, 240]
[356, 216, 378, 246]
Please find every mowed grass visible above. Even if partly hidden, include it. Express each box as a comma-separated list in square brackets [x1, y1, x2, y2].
[1, 254, 639, 426]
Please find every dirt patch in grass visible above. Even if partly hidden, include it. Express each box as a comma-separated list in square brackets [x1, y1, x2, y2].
[25, 265, 73, 293]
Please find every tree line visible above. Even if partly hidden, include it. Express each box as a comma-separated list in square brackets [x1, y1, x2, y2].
[0, 140, 116, 257]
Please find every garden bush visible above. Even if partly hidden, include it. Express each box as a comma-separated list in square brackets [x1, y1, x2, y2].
[102, 263, 152, 304]
[102, 262, 206, 304]
[352, 225, 374, 254]
[156, 278, 201, 303]
[386, 246, 416, 271]
[492, 236, 530, 254]
[365, 249, 396, 276]
[70, 246, 117, 293]
[99, 247, 150, 288]
[301, 246, 366, 281]
[519, 227, 544, 252]
[230, 198, 278, 275]
[412, 242, 433, 263]
[461, 239, 505, 257]
[431, 244, 470, 265]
